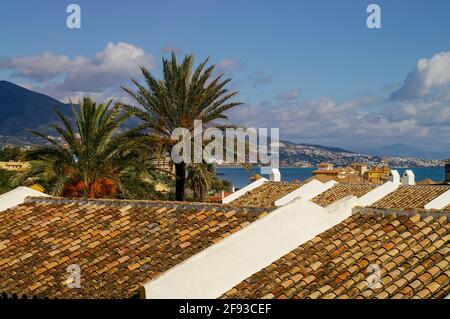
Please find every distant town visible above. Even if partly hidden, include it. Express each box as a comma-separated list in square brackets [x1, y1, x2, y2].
[219, 140, 444, 169]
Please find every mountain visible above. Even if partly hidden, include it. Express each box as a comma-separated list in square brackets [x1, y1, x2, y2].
[0, 81, 71, 137]
[356, 144, 448, 161]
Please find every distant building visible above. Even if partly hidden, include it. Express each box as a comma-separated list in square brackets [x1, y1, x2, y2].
[445, 159, 450, 182]
[364, 165, 391, 184]
[349, 162, 369, 176]
[154, 182, 171, 193]
[313, 163, 356, 179]
[308, 171, 370, 185]
[310, 162, 374, 185]
[0, 161, 30, 172]
[316, 162, 334, 171]
[152, 157, 175, 177]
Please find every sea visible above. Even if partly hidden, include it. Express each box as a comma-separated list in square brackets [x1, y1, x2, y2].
[216, 167, 445, 189]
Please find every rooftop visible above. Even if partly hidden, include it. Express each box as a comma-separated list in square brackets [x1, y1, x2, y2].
[417, 178, 439, 186]
[0, 197, 271, 299]
[370, 185, 450, 210]
[222, 208, 450, 299]
[311, 184, 377, 207]
[305, 174, 370, 185]
[231, 181, 304, 207]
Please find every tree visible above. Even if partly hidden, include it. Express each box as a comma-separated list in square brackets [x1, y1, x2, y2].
[123, 53, 242, 201]
[0, 146, 23, 161]
[14, 97, 153, 198]
[0, 169, 12, 195]
[186, 163, 215, 201]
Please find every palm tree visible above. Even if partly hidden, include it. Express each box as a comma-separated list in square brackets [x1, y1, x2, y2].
[0, 169, 13, 195]
[15, 97, 153, 198]
[123, 53, 242, 201]
[187, 163, 215, 201]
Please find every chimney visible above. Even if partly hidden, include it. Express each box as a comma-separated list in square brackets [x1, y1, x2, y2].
[268, 168, 281, 182]
[402, 170, 415, 185]
[388, 170, 400, 184]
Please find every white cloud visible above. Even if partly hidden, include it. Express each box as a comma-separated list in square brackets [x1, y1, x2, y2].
[0, 42, 155, 98]
[247, 71, 273, 87]
[217, 58, 240, 71]
[1, 53, 83, 81]
[391, 51, 450, 100]
[275, 89, 301, 101]
[227, 95, 444, 149]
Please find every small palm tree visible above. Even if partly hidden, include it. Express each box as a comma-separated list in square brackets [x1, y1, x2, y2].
[187, 163, 215, 201]
[15, 97, 153, 198]
[123, 53, 242, 201]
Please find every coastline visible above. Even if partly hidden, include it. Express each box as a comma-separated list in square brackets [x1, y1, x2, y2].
[216, 166, 445, 188]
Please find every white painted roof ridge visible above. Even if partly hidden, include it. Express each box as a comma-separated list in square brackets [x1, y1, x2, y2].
[274, 179, 337, 206]
[424, 187, 450, 210]
[0, 186, 50, 212]
[141, 196, 345, 299]
[222, 177, 268, 204]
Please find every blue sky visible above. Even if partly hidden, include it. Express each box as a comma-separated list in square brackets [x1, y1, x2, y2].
[1, 0, 450, 152]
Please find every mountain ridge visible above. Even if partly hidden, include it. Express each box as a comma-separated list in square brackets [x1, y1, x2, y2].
[0, 81, 71, 137]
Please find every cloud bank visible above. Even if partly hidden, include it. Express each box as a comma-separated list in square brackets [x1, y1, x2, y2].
[391, 51, 450, 100]
[0, 42, 155, 101]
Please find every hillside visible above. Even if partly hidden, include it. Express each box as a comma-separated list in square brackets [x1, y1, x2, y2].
[0, 81, 71, 137]
[355, 144, 448, 161]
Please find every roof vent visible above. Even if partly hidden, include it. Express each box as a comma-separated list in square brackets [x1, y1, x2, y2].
[402, 170, 415, 185]
[388, 170, 400, 184]
[270, 168, 281, 182]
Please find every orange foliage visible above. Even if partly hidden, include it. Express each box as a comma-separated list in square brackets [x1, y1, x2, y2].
[63, 178, 117, 198]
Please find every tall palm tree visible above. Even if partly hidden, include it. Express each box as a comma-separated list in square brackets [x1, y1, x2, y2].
[123, 53, 242, 201]
[15, 97, 152, 198]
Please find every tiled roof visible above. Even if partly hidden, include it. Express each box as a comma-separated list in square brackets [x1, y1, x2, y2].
[370, 185, 450, 210]
[417, 179, 439, 185]
[305, 174, 371, 185]
[231, 181, 303, 207]
[311, 184, 377, 207]
[222, 208, 450, 299]
[0, 197, 271, 299]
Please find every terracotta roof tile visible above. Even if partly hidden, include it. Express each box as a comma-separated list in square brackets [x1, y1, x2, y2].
[370, 185, 450, 210]
[222, 208, 450, 299]
[231, 181, 304, 207]
[311, 184, 377, 207]
[0, 197, 271, 299]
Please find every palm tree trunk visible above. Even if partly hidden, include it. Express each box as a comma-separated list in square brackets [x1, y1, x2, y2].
[175, 163, 186, 201]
